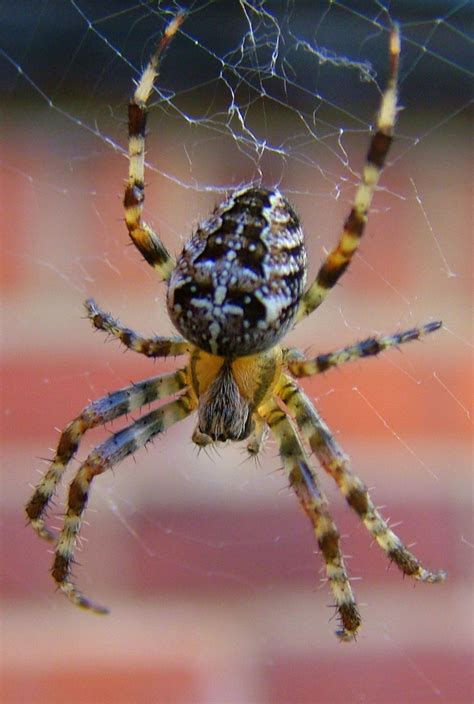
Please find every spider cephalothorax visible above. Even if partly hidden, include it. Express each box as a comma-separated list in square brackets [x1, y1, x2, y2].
[190, 346, 283, 446]
[26, 13, 446, 641]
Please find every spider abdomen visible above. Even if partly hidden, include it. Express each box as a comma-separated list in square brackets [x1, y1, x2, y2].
[167, 186, 307, 356]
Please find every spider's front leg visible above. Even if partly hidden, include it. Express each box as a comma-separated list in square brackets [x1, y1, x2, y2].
[278, 377, 447, 585]
[53, 393, 196, 613]
[260, 399, 361, 641]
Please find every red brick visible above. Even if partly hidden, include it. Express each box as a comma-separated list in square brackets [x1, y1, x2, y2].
[264, 652, 472, 704]
[1, 356, 168, 443]
[0, 140, 49, 293]
[2, 664, 199, 704]
[303, 357, 472, 441]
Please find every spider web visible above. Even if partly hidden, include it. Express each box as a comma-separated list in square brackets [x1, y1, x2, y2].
[1, 1, 472, 702]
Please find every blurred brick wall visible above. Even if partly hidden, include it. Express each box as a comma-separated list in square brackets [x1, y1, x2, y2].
[1, 104, 472, 704]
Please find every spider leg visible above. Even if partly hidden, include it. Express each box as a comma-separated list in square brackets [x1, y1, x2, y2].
[246, 414, 268, 456]
[296, 27, 400, 322]
[278, 376, 447, 584]
[85, 298, 191, 357]
[260, 398, 361, 641]
[26, 369, 188, 541]
[124, 13, 185, 280]
[285, 321, 441, 377]
[52, 392, 196, 613]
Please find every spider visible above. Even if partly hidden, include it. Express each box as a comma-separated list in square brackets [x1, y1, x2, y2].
[26, 13, 446, 641]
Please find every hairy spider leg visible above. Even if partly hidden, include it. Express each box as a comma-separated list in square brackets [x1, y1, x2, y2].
[260, 399, 361, 641]
[278, 377, 447, 584]
[85, 298, 191, 357]
[52, 393, 196, 613]
[26, 369, 188, 541]
[296, 27, 400, 322]
[285, 320, 442, 377]
[124, 12, 186, 279]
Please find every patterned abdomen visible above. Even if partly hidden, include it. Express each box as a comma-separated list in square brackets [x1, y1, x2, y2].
[167, 186, 307, 357]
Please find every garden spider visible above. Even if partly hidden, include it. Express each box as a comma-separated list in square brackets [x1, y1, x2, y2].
[26, 13, 446, 641]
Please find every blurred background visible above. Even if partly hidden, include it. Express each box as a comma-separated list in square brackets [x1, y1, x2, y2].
[1, 1, 472, 703]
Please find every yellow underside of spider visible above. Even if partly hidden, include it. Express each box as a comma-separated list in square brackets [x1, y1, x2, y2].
[189, 347, 283, 404]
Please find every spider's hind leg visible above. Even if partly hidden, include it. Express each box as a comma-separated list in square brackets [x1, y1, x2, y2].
[124, 13, 185, 280]
[295, 27, 400, 322]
